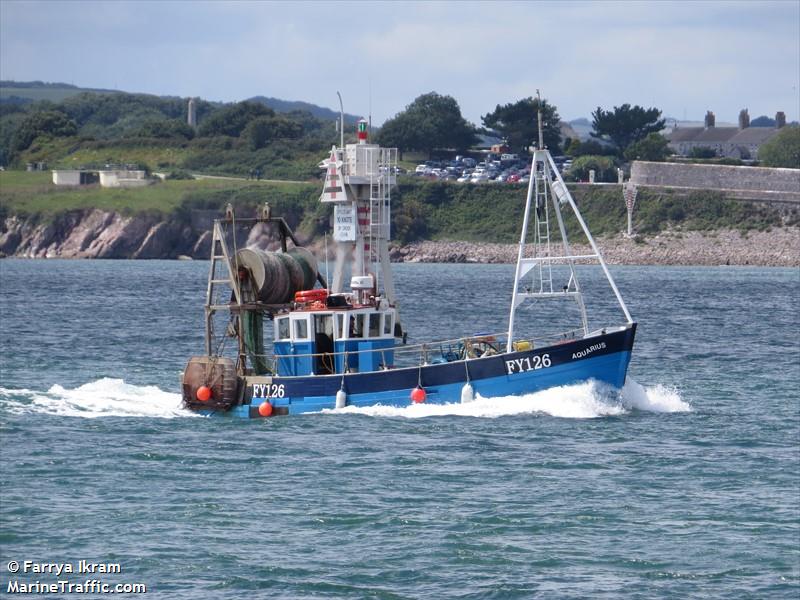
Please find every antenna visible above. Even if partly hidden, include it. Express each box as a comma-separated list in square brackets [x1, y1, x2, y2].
[336, 91, 344, 149]
[324, 232, 330, 286]
[368, 76, 372, 137]
[536, 89, 544, 149]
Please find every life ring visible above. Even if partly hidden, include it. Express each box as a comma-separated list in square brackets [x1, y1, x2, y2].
[295, 289, 328, 303]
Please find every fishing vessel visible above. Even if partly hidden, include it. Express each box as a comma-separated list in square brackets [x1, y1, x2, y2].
[181, 107, 636, 418]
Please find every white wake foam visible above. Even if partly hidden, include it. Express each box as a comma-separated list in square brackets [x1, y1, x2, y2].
[620, 378, 692, 413]
[0, 378, 690, 421]
[0, 378, 191, 419]
[324, 378, 691, 420]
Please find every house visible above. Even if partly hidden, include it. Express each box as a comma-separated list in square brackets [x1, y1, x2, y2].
[667, 110, 786, 159]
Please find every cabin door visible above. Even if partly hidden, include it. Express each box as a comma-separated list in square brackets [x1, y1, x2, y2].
[314, 314, 335, 374]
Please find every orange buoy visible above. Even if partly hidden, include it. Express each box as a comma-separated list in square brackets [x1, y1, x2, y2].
[196, 385, 212, 402]
[410, 387, 426, 403]
[258, 401, 273, 417]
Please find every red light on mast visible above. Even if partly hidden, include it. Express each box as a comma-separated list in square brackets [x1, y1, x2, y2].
[357, 118, 368, 143]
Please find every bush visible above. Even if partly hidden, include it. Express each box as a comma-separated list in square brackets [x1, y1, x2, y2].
[689, 146, 717, 159]
[564, 155, 618, 182]
[759, 126, 800, 168]
[166, 169, 194, 180]
[134, 119, 195, 140]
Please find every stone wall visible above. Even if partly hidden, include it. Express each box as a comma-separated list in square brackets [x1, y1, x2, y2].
[630, 161, 800, 202]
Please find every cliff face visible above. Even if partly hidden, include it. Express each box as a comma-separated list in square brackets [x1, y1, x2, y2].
[0, 210, 210, 259]
[2, 210, 798, 266]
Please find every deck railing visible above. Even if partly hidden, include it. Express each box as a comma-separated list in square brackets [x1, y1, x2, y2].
[243, 326, 586, 376]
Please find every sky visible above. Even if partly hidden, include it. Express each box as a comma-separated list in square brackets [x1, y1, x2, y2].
[1, 0, 798, 126]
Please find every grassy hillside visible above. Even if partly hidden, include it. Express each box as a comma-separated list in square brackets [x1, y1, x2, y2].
[0, 170, 316, 215]
[2, 172, 794, 243]
[0, 81, 118, 103]
[389, 181, 793, 244]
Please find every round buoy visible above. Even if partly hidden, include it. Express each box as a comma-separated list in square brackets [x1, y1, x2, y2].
[410, 387, 426, 403]
[258, 401, 273, 417]
[196, 385, 212, 402]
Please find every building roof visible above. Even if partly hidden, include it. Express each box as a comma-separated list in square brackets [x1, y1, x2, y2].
[728, 127, 780, 144]
[668, 127, 705, 142]
[668, 126, 781, 145]
[693, 128, 739, 142]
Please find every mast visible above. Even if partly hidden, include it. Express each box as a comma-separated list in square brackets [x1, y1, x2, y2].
[506, 93, 632, 352]
[320, 113, 400, 319]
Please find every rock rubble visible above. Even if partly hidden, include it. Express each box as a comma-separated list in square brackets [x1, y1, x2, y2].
[390, 228, 800, 267]
[1, 210, 797, 266]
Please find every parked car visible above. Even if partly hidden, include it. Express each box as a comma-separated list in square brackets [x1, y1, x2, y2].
[470, 172, 489, 183]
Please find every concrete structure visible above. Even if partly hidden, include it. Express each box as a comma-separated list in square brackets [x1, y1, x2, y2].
[98, 170, 150, 188]
[187, 98, 197, 128]
[667, 109, 785, 159]
[630, 160, 800, 203]
[52, 170, 99, 186]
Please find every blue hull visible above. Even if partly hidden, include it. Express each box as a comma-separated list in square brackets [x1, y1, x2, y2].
[201, 324, 636, 418]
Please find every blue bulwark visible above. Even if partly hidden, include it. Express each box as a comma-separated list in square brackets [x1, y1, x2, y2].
[275, 341, 315, 376]
[356, 339, 394, 372]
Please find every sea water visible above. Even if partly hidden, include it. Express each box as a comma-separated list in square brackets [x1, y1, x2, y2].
[0, 260, 797, 598]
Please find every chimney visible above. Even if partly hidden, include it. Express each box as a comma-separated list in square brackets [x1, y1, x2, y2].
[776, 111, 786, 129]
[738, 108, 750, 130]
[704, 110, 715, 128]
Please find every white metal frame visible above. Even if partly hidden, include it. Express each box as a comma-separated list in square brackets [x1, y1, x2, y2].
[506, 148, 633, 352]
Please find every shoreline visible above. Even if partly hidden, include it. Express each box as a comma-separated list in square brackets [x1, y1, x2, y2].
[1, 206, 797, 266]
[389, 228, 800, 267]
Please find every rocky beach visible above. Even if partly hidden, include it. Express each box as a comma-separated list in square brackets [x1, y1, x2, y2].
[1, 209, 798, 267]
[390, 228, 800, 267]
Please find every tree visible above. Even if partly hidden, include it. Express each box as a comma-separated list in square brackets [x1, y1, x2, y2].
[133, 118, 195, 140]
[750, 115, 776, 127]
[242, 115, 302, 150]
[374, 114, 417, 159]
[591, 104, 665, 154]
[11, 110, 77, 151]
[482, 97, 561, 154]
[376, 92, 477, 158]
[564, 138, 581, 157]
[565, 138, 617, 158]
[758, 126, 800, 168]
[624, 133, 672, 161]
[197, 101, 274, 138]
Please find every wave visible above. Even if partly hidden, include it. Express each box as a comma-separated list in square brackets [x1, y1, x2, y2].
[324, 378, 691, 420]
[0, 378, 190, 419]
[0, 377, 689, 421]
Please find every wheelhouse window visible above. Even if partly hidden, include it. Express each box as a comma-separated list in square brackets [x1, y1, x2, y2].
[369, 313, 381, 337]
[350, 314, 364, 338]
[276, 317, 290, 340]
[294, 318, 309, 341]
[335, 314, 344, 340]
[383, 313, 393, 336]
